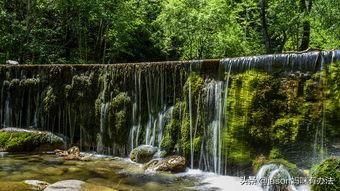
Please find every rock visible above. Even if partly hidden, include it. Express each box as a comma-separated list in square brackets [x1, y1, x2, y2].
[6, 60, 19, 65]
[44, 180, 85, 191]
[56, 146, 81, 160]
[68, 146, 80, 155]
[55, 147, 99, 161]
[55, 146, 94, 161]
[311, 157, 340, 191]
[130, 145, 158, 163]
[153, 150, 166, 159]
[144, 155, 187, 173]
[0, 128, 65, 152]
[256, 164, 298, 191]
[24, 180, 49, 190]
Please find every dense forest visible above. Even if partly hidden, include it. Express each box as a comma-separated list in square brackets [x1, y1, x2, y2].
[0, 0, 339, 64]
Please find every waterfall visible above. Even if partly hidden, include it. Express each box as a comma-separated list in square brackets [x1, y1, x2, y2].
[132, 106, 174, 149]
[220, 50, 340, 73]
[4, 92, 11, 127]
[0, 50, 339, 175]
[211, 81, 224, 174]
[130, 71, 142, 150]
[189, 77, 194, 169]
[256, 164, 298, 191]
[97, 102, 109, 153]
[157, 106, 174, 149]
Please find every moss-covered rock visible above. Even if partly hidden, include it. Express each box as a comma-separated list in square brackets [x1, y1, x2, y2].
[0, 128, 65, 152]
[130, 145, 158, 163]
[311, 157, 340, 191]
[253, 156, 302, 178]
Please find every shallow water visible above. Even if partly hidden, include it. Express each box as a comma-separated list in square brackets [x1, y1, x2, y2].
[0, 153, 312, 191]
[0, 153, 199, 191]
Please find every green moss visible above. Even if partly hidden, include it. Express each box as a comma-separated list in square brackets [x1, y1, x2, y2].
[227, 145, 251, 165]
[223, 70, 278, 166]
[20, 78, 41, 88]
[43, 86, 57, 112]
[304, 79, 321, 102]
[271, 116, 302, 145]
[311, 157, 340, 191]
[180, 116, 191, 156]
[0, 130, 64, 152]
[160, 133, 174, 153]
[107, 92, 131, 146]
[183, 72, 204, 97]
[269, 147, 284, 160]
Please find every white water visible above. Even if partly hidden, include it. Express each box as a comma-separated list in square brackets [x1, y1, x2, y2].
[180, 169, 262, 191]
[255, 164, 311, 191]
[4, 92, 11, 127]
[97, 102, 109, 153]
[188, 77, 194, 169]
[0, 152, 8, 158]
[197, 62, 232, 174]
[180, 164, 312, 191]
[130, 71, 142, 150]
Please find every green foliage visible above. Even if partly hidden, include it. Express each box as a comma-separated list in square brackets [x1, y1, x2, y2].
[311, 157, 340, 191]
[155, 0, 259, 59]
[310, 0, 340, 49]
[269, 147, 284, 160]
[0, 0, 164, 64]
[271, 116, 301, 145]
[0, 0, 338, 63]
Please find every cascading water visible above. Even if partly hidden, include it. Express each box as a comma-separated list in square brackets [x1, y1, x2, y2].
[256, 164, 298, 191]
[4, 92, 11, 127]
[188, 77, 194, 169]
[0, 50, 339, 177]
[97, 102, 109, 153]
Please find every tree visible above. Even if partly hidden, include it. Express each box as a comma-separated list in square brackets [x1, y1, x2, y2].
[154, 0, 258, 60]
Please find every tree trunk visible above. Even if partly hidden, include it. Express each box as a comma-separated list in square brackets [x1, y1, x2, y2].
[299, 0, 312, 51]
[260, 0, 272, 53]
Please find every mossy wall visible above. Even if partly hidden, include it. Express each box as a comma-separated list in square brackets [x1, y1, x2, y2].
[0, 53, 339, 175]
[0, 63, 188, 156]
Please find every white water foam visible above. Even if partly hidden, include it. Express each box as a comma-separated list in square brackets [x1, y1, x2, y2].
[179, 169, 262, 191]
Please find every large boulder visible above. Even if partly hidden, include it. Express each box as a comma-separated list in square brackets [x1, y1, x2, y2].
[130, 145, 158, 163]
[44, 180, 85, 191]
[144, 155, 187, 173]
[0, 128, 65, 152]
[311, 157, 340, 191]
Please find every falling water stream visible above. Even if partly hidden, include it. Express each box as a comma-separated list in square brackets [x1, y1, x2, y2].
[0, 50, 339, 185]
